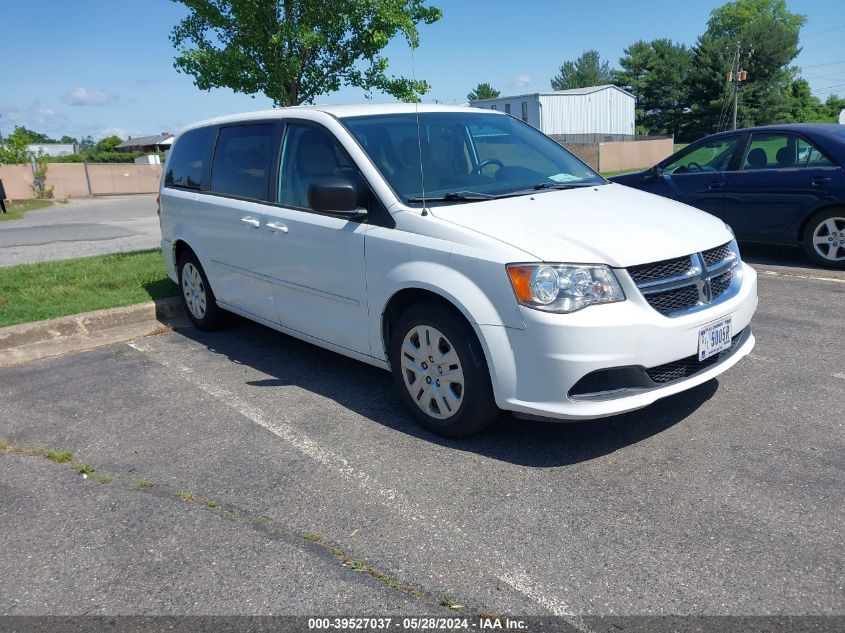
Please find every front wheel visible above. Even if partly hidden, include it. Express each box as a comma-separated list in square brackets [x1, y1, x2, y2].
[802, 209, 845, 269]
[389, 301, 499, 437]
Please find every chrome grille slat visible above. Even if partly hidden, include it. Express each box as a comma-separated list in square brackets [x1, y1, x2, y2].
[626, 242, 737, 317]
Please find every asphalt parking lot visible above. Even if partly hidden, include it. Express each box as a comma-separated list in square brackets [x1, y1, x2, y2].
[0, 256, 843, 620]
[0, 195, 160, 267]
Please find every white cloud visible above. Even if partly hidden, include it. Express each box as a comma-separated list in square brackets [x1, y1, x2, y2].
[508, 74, 531, 89]
[63, 87, 115, 106]
[0, 103, 68, 134]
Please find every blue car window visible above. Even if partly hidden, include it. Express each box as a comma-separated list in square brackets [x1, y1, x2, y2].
[797, 137, 834, 168]
[741, 133, 794, 170]
[664, 136, 740, 174]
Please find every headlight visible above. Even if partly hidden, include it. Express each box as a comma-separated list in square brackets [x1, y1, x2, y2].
[507, 264, 625, 313]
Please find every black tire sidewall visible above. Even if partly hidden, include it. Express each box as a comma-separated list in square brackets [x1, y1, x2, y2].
[389, 302, 499, 437]
[802, 209, 845, 270]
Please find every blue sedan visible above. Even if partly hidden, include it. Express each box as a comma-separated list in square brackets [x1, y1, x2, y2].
[611, 124, 845, 269]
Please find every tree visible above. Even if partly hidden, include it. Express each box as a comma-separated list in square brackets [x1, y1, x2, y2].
[96, 135, 123, 152]
[551, 50, 615, 91]
[170, 0, 442, 106]
[78, 136, 96, 152]
[685, 0, 805, 139]
[0, 126, 35, 164]
[60, 135, 79, 146]
[825, 94, 845, 121]
[467, 82, 500, 101]
[617, 39, 693, 136]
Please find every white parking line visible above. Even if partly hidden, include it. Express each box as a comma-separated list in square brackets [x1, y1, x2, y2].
[497, 570, 591, 631]
[757, 270, 845, 283]
[128, 338, 592, 625]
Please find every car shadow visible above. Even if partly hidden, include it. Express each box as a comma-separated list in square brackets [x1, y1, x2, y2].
[176, 317, 719, 469]
[738, 241, 823, 270]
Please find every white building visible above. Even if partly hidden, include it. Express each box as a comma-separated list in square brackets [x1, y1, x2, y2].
[26, 143, 76, 157]
[469, 85, 636, 138]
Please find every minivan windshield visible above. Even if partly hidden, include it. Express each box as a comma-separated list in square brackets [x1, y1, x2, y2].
[340, 111, 605, 205]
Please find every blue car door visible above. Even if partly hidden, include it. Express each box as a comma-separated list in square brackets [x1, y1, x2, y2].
[638, 134, 743, 219]
[722, 132, 843, 241]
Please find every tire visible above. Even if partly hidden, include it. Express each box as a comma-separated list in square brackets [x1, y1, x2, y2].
[177, 250, 227, 330]
[802, 208, 845, 269]
[389, 301, 499, 437]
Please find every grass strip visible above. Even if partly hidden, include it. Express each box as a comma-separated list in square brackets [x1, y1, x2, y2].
[0, 249, 178, 328]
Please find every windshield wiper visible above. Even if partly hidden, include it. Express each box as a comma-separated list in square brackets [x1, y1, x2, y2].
[492, 182, 599, 199]
[532, 182, 596, 190]
[407, 191, 496, 203]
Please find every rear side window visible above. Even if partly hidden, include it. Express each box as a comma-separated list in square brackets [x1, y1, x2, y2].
[210, 123, 275, 200]
[165, 127, 215, 190]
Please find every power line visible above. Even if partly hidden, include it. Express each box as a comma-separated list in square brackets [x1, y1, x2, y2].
[800, 60, 845, 69]
[802, 24, 845, 38]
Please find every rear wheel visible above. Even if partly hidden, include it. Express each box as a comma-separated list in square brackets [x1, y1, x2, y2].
[389, 301, 499, 437]
[177, 250, 227, 330]
[803, 209, 845, 269]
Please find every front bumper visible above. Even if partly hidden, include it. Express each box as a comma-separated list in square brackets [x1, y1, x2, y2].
[480, 262, 758, 420]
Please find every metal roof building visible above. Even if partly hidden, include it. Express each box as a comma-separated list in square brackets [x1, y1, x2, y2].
[115, 133, 174, 153]
[469, 85, 635, 138]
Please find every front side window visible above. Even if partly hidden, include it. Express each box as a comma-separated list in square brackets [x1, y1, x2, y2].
[165, 126, 216, 190]
[278, 124, 355, 209]
[210, 123, 275, 200]
[663, 136, 740, 175]
[340, 112, 603, 204]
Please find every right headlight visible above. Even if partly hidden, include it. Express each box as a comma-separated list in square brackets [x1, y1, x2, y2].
[507, 263, 625, 313]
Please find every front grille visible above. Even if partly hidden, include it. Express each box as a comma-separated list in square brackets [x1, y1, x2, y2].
[628, 256, 693, 284]
[627, 243, 739, 317]
[710, 269, 733, 299]
[702, 242, 732, 268]
[643, 284, 701, 315]
[646, 331, 742, 383]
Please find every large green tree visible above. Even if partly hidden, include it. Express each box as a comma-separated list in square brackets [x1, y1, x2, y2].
[685, 0, 805, 139]
[467, 82, 500, 101]
[551, 50, 615, 91]
[0, 127, 36, 164]
[95, 135, 123, 152]
[616, 39, 693, 137]
[170, 0, 441, 106]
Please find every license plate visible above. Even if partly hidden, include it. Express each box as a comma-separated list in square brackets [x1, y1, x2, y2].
[698, 317, 732, 361]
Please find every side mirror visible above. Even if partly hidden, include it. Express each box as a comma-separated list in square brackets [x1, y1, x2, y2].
[308, 177, 366, 216]
[643, 165, 662, 181]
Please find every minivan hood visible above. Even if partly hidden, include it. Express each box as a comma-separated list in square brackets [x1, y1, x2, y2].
[429, 183, 732, 267]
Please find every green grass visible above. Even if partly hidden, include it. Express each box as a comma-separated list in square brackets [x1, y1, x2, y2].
[673, 143, 689, 153]
[0, 199, 54, 221]
[0, 249, 178, 328]
[44, 450, 74, 463]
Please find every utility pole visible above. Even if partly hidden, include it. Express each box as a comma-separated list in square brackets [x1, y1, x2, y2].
[727, 44, 749, 130]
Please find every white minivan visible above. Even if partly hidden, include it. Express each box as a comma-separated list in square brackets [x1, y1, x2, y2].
[159, 104, 757, 436]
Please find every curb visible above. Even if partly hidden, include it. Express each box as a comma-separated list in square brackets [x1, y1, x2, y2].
[0, 297, 188, 367]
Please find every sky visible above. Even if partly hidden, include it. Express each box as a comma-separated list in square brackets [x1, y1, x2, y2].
[1, 0, 843, 141]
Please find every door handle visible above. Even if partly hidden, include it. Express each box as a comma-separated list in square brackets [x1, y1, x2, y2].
[240, 216, 260, 228]
[812, 177, 832, 185]
[266, 221, 288, 234]
[708, 181, 724, 190]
